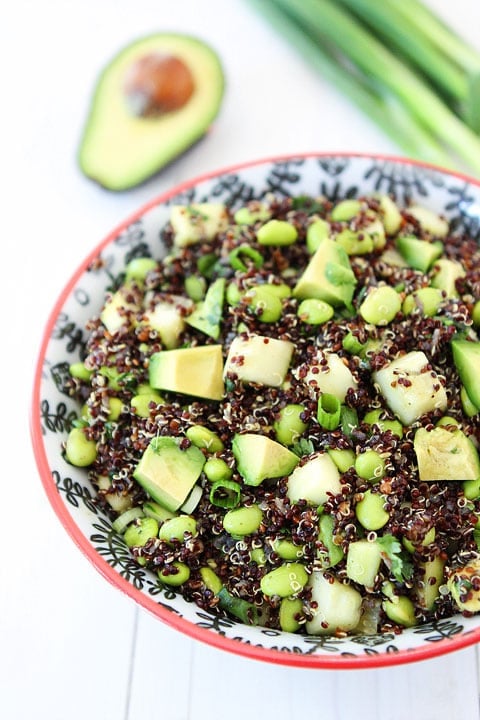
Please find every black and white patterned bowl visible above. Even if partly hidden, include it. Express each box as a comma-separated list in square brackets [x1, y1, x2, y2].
[31, 153, 480, 668]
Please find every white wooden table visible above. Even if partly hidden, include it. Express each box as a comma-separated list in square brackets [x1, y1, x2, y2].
[3, 1, 480, 717]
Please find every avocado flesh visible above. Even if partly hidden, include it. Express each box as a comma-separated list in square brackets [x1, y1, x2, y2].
[149, 345, 224, 400]
[232, 433, 299, 486]
[451, 339, 480, 409]
[413, 426, 480, 481]
[133, 436, 205, 512]
[78, 34, 224, 190]
[293, 237, 356, 307]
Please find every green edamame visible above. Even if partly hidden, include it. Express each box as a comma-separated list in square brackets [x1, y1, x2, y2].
[125, 257, 157, 282]
[186, 425, 224, 453]
[355, 450, 386, 483]
[200, 566, 223, 594]
[274, 404, 308, 446]
[327, 448, 355, 473]
[131, 391, 163, 418]
[297, 298, 334, 325]
[203, 457, 233, 482]
[306, 218, 329, 253]
[359, 286, 401, 325]
[158, 561, 190, 586]
[330, 199, 362, 221]
[185, 275, 207, 301]
[69, 362, 92, 382]
[257, 219, 298, 246]
[355, 490, 389, 530]
[223, 505, 263, 536]
[65, 427, 97, 467]
[473, 300, 480, 327]
[245, 285, 283, 323]
[273, 538, 305, 561]
[159, 515, 197, 543]
[279, 597, 303, 632]
[124, 517, 159, 547]
[260, 563, 308, 597]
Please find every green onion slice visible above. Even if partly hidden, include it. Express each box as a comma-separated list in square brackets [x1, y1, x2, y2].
[209, 479, 242, 509]
[340, 405, 359, 438]
[228, 245, 264, 272]
[317, 393, 341, 430]
[217, 587, 261, 625]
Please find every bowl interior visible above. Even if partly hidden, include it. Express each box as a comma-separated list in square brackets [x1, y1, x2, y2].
[32, 153, 480, 668]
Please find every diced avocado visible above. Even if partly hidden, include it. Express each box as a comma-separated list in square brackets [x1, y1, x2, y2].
[305, 571, 362, 635]
[232, 433, 299, 486]
[185, 277, 225, 339]
[395, 235, 443, 273]
[78, 34, 224, 191]
[451, 339, 480, 408]
[224, 334, 294, 387]
[149, 345, 224, 400]
[377, 194, 402, 235]
[413, 426, 480, 481]
[294, 350, 357, 402]
[346, 539, 382, 588]
[407, 205, 449, 237]
[292, 237, 356, 307]
[287, 453, 342, 506]
[170, 203, 229, 247]
[133, 436, 205, 512]
[373, 350, 447, 425]
[143, 296, 193, 349]
[431, 258, 465, 298]
[382, 596, 417, 628]
[100, 286, 140, 333]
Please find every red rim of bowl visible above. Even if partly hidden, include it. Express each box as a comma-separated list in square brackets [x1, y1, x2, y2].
[30, 151, 480, 669]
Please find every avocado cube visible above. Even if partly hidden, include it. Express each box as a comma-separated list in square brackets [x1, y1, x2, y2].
[133, 437, 206, 512]
[293, 237, 356, 307]
[373, 351, 447, 425]
[232, 433, 299, 486]
[451, 339, 480, 409]
[224, 334, 294, 387]
[286, 453, 341, 506]
[171, 203, 229, 247]
[395, 235, 443, 273]
[149, 345, 224, 400]
[414, 426, 480, 481]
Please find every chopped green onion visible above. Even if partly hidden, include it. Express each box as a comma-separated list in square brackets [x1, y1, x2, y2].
[229, 245, 264, 272]
[209, 479, 242, 508]
[340, 405, 358, 438]
[112, 506, 145, 534]
[217, 587, 261, 625]
[317, 393, 341, 430]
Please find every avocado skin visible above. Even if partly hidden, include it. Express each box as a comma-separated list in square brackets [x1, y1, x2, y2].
[78, 33, 225, 191]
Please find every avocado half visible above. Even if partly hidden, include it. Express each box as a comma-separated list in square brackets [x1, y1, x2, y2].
[78, 33, 225, 191]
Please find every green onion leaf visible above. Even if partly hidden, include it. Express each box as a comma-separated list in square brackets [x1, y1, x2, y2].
[229, 245, 264, 272]
[317, 393, 341, 430]
[209, 479, 242, 509]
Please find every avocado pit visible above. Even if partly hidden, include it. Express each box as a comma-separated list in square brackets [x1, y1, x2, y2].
[124, 53, 195, 117]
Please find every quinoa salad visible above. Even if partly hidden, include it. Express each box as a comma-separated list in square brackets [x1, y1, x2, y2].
[64, 191, 480, 637]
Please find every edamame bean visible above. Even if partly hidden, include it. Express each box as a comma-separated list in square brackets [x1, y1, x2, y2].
[200, 566, 223, 594]
[203, 457, 233, 482]
[297, 298, 334, 325]
[306, 218, 329, 253]
[435, 415, 460, 428]
[186, 425, 224, 453]
[331, 199, 362, 221]
[274, 404, 308, 446]
[69, 362, 92, 382]
[336, 229, 374, 255]
[359, 286, 401, 325]
[125, 257, 157, 282]
[131, 391, 163, 418]
[245, 285, 283, 323]
[124, 517, 159, 547]
[185, 275, 206, 301]
[223, 505, 263, 537]
[403, 527, 435, 553]
[234, 205, 270, 225]
[257, 219, 298, 246]
[355, 490, 389, 530]
[363, 410, 403, 437]
[267, 283, 291, 299]
[463, 478, 480, 501]
[273, 538, 305, 561]
[159, 515, 197, 543]
[226, 282, 242, 306]
[355, 450, 386, 483]
[250, 548, 267, 566]
[65, 427, 97, 467]
[260, 563, 308, 597]
[279, 597, 303, 632]
[107, 397, 123, 421]
[158, 561, 190, 586]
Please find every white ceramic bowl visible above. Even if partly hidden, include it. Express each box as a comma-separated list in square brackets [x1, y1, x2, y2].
[31, 153, 480, 668]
